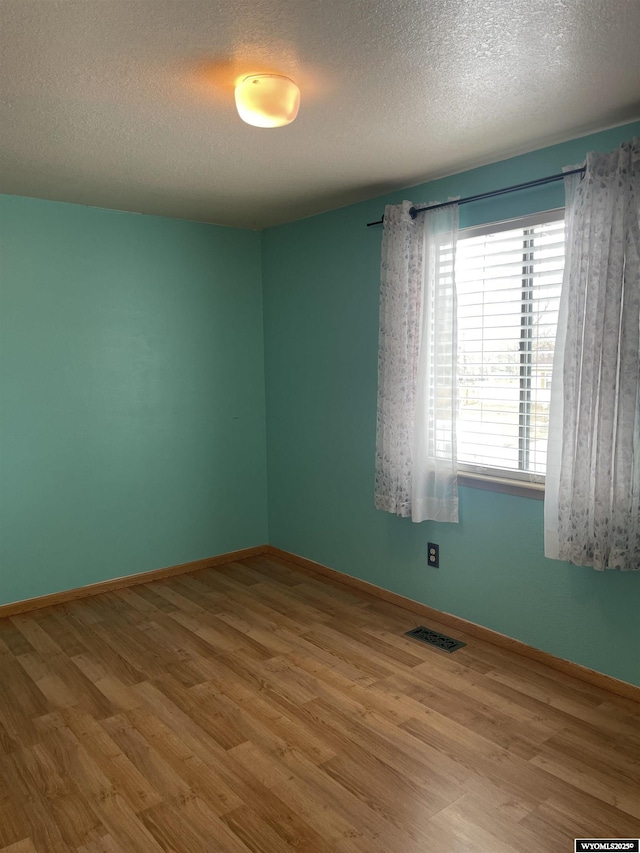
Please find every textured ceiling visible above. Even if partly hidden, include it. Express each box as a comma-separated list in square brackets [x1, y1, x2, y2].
[1, 0, 639, 229]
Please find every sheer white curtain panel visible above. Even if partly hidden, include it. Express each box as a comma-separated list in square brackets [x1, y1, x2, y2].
[545, 138, 640, 570]
[375, 200, 459, 523]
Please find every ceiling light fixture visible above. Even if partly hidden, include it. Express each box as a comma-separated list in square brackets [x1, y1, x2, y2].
[234, 74, 300, 128]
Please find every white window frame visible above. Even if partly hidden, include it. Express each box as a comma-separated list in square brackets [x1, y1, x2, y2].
[455, 208, 565, 497]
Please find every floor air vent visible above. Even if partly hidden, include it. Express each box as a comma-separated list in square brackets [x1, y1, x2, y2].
[405, 626, 466, 653]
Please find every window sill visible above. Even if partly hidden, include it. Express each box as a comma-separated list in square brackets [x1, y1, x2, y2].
[458, 472, 545, 501]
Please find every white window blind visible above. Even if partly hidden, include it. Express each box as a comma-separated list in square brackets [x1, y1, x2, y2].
[455, 211, 565, 482]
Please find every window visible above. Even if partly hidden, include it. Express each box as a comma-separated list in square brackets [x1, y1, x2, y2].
[455, 211, 565, 483]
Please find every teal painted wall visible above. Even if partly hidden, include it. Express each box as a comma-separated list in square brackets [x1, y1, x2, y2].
[262, 121, 640, 687]
[0, 195, 268, 605]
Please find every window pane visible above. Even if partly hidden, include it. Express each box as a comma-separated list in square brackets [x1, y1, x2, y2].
[456, 217, 564, 477]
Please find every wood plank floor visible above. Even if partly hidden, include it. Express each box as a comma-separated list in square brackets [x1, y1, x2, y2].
[1, 555, 639, 852]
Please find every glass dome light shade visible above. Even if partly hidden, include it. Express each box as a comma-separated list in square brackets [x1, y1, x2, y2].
[234, 74, 300, 128]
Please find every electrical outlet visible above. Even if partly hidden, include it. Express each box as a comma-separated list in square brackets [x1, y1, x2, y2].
[427, 542, 439, 568]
